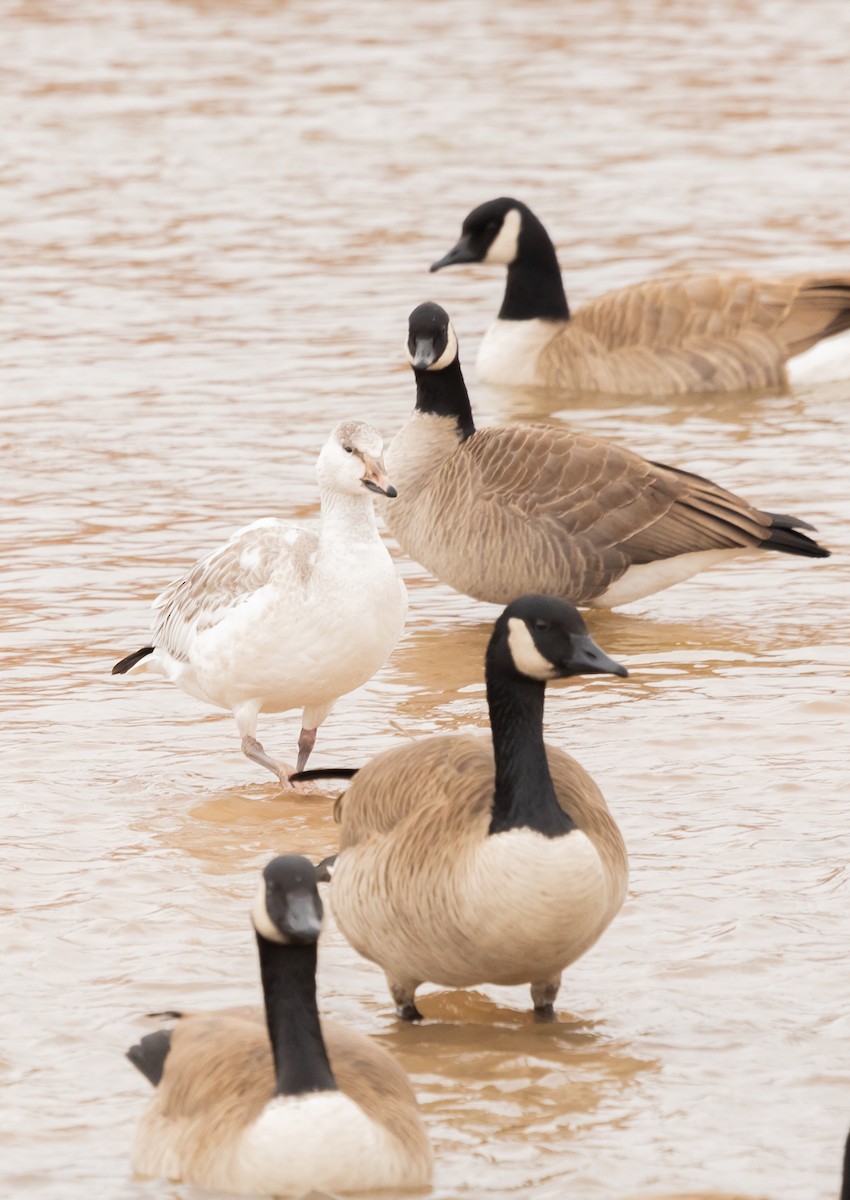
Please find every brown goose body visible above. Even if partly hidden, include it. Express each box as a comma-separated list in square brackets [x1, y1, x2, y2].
[332, 731, 627, 1014]
[132, 1010, 432, 1190]
[431, 199, 850, 396]
[385, 314, 828, 609]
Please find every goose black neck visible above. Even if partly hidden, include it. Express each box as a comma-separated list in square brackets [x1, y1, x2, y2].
[841, 1127, 850, 1200]
[486, 667, 575, 838]
[257, 935, 337, 1097]
[413, 357, 476, 441]
[499, 209, 570, 322]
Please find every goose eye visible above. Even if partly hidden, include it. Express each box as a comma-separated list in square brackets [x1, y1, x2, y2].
[343, 445, 354, 454]
[533, 619, 549, 632]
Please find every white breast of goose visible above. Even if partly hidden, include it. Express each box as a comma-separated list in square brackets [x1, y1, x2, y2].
[476, 318, 560, 386]
[224, 1091, 415, 1195]
[459, 828, 613, 984]
[190, 548, 405, 713]
[350, 827, 613, 991]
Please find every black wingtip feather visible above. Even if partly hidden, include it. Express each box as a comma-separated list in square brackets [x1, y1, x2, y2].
[764, 515, 830, 558]
[127, 1028, 173, 1087]
[112, 646, 155, 675]
[290, 767, 360, 782]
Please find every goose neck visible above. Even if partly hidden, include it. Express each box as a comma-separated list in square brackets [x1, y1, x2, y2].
[486, 670, 575, 838]
[499, 214, 570, 322]
[414, 358, 476, 442]
[318, 489, 380, 545]
[257, 936, 337, 1097]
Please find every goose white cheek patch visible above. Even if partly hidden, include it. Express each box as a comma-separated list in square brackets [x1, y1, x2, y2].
[251, 879, 286, 943]
[428, 322, 459, 370]
[484, 207, 521, 265]
[507, 618, 555, 680]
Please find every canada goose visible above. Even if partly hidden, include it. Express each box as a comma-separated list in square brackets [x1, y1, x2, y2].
[326, 594, 629, 1021]
[127, 855, 433, 1194]
[380, 303, 828, 609]
[431, 197, 850, 394]
[112, 421, 407, 786]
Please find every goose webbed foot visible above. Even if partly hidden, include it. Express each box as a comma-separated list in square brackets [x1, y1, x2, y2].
[241, 734, 293, 788]
[390, 980, 423, 1022]
[396, 1002, 424, 1022]
[531, 976, 561, 1022]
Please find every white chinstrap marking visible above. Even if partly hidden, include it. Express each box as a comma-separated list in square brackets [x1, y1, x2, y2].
[507, 617, 555, 679]
[250, 880, 286, 943]
[483, 206, 522, 265]
[427, 321, 459, 370]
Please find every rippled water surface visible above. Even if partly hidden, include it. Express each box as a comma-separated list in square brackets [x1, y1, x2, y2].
[2, 2, 849, 1198]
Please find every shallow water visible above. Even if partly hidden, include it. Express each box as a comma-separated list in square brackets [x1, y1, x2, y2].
[1, 1, 849, 1198]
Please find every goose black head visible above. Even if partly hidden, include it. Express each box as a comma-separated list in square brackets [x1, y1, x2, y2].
[406, 301, 459, 372]
[251, 855, 324, 945]
[431, 197, 526, 271]
[489, 594, 628, 682]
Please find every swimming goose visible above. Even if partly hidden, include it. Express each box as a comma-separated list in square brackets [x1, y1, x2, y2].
[127, 855, 433, 1194]
[380, 303, 828, 609]
[112, 421, 407, 786]
[328, 594, 629, 1021]
[431, 197, 850, 394]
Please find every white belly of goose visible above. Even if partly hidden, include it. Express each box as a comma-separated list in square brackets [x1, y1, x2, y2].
[150, 544, 406, 715]
[335, 828, 612, 990]
[787, 327, 850, 384]
[590, 547, 743, 608]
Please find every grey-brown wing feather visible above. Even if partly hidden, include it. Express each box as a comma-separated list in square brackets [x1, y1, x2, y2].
[544, 271, 850, 393]
[151, 518, 316, 662]
[413, 426, 773, 601]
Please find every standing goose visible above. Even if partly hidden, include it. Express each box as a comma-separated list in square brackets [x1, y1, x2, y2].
[127, 855, 433, 1194]
[327, 594, 629, 1021]
[112, 420, 407, 786]
[431, 197, 850, 394]
[380, 303, 828, 609]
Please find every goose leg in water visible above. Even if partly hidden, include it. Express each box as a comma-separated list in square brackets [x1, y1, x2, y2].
[531, 976, 561, 1022]
[390, 977, 424, 1022]
[241, 734, 291, 787]
[296, 726, 317, 773]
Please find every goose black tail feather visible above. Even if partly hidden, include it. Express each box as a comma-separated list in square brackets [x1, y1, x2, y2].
[763, 513, 830, 559]
[112, 646, 155, 674]
[127, 1028, 173, 1088]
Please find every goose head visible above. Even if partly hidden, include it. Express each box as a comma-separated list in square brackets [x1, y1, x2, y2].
[431, 197, 526, 271]
[317, 420, 397, 498]
[406, 301, 459, 371]
[251, 854, 324, 945]
[488, 594, 628, 683]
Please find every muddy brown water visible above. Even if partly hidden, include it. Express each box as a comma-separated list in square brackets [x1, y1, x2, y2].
[2, 2, 849, 1198]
